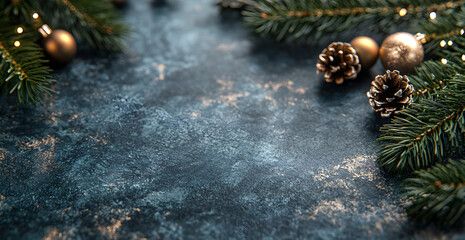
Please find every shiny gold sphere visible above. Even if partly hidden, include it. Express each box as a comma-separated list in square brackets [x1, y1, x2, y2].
[43, 30, 77, 64]
[379, 32, 423, 74]
[350, 36, 379, 69]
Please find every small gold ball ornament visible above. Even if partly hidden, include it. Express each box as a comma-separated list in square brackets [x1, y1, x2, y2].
[39, 25, 77, 64]
[350, 36, 379, 69]
[379, 32, 423, 73]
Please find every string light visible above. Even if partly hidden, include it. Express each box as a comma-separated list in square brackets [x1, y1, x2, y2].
[14, 41, 21, 47]
[32, 12, 39, 19]
[399, 8, 407, 16]
[16, 27, 23, 34]
[440, 40, 447, 47]
[461, 29, 465, 35]
[429, 12, 437, 20]
[441, 58, 448, 64]
[448, 40, 453, 46]
[462, 55, 465, 61]
[415, 33, 427, 44]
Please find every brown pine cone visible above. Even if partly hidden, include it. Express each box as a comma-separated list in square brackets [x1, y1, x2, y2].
[316, 42, 361, 84]
[367, 70, 414, 117]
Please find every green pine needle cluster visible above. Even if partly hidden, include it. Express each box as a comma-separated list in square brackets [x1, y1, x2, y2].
[412, 8, 465, 54]
[30, 0, 128, 51]
[242, 0, 463, 41]
[0, 21, 53, 104]
[0, 0, 127, 103]
[404, 160, 465, 225]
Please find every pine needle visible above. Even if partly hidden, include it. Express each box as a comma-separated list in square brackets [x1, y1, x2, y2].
[404, 160, 465, 226]
[0, 20, 53, 104]
[242, 0, 465, 41]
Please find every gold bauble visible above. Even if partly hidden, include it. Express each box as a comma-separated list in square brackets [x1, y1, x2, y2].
[43, 30, 77, 64]
[379, 32, 423, 73]
[350, 36, 379, 69]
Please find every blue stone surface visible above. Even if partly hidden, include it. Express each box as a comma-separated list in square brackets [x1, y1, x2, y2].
[1, 0, 464, 239]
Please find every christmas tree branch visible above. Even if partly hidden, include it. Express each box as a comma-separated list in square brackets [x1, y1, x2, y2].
[408, 33, 465, 99]
[28, 0, 128, 51]
[377, 76, 465, 174]
[409, 60, 457, 99]
[242, 0, 465, 41]
[257, 1, 463, 19]
[404, 160, 465, 226]
[0, 22, 53, 103]
[56, 0, 114, 34]
[413, 8, 465, 54]
[1, 0, 35, 23]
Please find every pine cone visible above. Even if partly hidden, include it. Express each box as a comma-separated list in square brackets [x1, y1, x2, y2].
[367, 70, 414, 117]
[316, 42, 361, 84]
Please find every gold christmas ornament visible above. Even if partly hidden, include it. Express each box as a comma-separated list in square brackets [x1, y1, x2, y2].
[379, 32, 424, 73]
[316, 42, 361, 84]
[39, 24, 77, 64]
[367, 70, 414, 117]
[350, 36, 379, 69]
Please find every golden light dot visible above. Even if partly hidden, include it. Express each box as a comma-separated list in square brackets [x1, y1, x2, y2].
[461, 29, 465, 35]
[399, 8, 407, 16]
[16, 27, 23, 34]
[440, 40, 446, 47]
[441, 58, 448, 64]
[448, 40, 453, 46]
[429, 12, 437, 20]
[461, 55, 465, 61]
[32, 12, 39, 19]
[14, 41, 20, 47]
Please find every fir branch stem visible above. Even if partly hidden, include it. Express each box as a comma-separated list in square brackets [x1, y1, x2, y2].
[56, 0, 113, 34]
[412, 80, 445, 96]
[421, 27, 465, 43]
[434, 181, 465, 188]
[244, 0, 465, 41]
[412, 105, 465, 142]
[259, 1, 464, 19]
[0, 41, 27, 88]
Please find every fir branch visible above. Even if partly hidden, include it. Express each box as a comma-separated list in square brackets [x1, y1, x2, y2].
[409, 60, 457, 99]
[404, 160, 465, 225]
[409, 60, 456, 98]
[0, 0, 36, 23]
[28, 0, 128, 51]
[408, 33, 465, 99]
[0, 21, 53, 104]
[242, 0, 464, 41]
[377, 76, 465, 174]
[413, 8, 465, 54]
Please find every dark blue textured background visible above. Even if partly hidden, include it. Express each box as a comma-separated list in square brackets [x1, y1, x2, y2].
[1, 0, 465, 239]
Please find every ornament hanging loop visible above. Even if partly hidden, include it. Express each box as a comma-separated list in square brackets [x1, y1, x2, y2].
[415, 33, 428, 44]
[38, 24, 52, 38]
